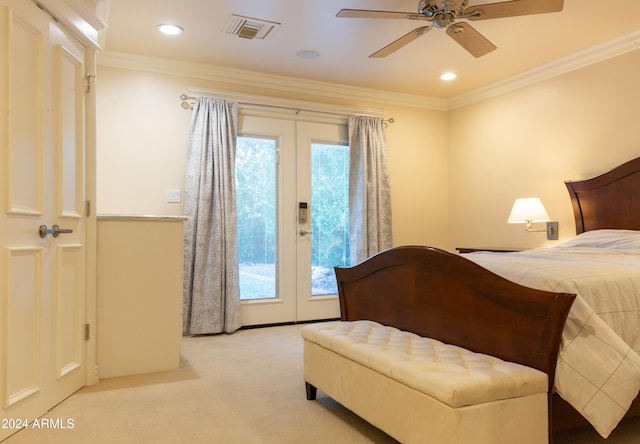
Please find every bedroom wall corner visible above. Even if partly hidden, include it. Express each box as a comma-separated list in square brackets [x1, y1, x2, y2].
[385, 107, 449, 249]
[447, 49, 640, 251]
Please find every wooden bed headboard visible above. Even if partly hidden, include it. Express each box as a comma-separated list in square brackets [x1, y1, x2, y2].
[565, 156, 640, 234]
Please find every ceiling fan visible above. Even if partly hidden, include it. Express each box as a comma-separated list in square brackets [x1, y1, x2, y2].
[337, 0, 564, 58]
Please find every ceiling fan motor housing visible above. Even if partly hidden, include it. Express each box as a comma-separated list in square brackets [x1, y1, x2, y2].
[418, 0, 467, 15]
[417, 0, 436, 16]
[418, 0, 468, 28]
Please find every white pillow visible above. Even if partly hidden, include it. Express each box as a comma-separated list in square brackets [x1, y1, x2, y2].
[556, 229, 640, 250]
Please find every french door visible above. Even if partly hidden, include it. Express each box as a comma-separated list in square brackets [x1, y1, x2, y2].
[237, 115, 349, 325]
[0, 1, 87, 439]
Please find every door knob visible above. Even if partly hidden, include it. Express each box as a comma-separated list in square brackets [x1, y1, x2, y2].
[299, 229, 313, 236]
[39, 224, 74, 239]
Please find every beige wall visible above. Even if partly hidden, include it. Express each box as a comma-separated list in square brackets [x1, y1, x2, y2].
[95, 65, 450, 248]
[96, 49, 640, 254]
[448, 49, 640, 251]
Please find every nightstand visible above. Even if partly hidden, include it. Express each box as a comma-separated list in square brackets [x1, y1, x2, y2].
[456, 247, 524, 254]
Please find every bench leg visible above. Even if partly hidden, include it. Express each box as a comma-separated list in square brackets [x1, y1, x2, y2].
[305, 382, 317, 400]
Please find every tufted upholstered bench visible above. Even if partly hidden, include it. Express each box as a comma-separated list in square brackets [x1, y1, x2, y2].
[303, 320, 550, 444]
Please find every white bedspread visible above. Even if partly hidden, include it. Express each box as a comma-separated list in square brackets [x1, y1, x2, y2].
[466, 245, 640, 438]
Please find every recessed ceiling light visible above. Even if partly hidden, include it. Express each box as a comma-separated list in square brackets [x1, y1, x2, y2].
[296, 50, 320, 59]
[440, 72, 457, 81]
[156, 24, 184, 35]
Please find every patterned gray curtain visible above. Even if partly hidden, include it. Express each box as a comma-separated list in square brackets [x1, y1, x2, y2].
[183, 97, 241, 334]
[348, 115, 393, 263]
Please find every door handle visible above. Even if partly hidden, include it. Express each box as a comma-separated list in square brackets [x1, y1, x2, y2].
[39, 224, 74, 239]
[299, 229, 312, 236]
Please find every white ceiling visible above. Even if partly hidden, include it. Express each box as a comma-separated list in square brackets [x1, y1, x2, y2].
[103, 0, 640, 99]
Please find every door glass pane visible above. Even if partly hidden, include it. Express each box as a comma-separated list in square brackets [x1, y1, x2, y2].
[311, 143, 350, 296]
[236, 137, 277, 300]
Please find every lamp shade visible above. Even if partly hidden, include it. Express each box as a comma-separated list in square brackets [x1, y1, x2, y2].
[507, 198, 550, 223]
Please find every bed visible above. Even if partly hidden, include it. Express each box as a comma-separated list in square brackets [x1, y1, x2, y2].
[463, 156, 640, 438]
[318, 156, 640, 440]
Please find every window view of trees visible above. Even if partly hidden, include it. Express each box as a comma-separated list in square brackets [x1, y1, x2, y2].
[235, 137, 277, 300]
[235, 137, 350, 300]
[311, 143, 350, 295]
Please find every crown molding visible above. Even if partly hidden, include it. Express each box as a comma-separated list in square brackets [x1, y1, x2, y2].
[98, 28, 640, 112]
[97, 51, 449, 111]
[448, 29, 640, 110]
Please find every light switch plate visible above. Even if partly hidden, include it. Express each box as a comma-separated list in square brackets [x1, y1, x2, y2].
[167, 188, 181, 203]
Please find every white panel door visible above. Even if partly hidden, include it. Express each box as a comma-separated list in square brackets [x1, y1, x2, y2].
[0, 1, 86, 439]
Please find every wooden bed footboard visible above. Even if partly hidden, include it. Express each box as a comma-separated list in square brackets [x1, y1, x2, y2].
[334, 245, 576, 434]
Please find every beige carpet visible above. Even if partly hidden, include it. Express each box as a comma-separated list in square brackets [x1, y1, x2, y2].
[3, 323, 640, 443]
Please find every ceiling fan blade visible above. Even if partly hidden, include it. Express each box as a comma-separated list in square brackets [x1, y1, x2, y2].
[370, 26, 431, 58]
[337, 9, 429, 21]
[466, 0, 563, 21]
[446, 23, 496, 58]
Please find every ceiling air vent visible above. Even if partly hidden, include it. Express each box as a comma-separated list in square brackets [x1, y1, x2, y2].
[223, 14, 280, 40]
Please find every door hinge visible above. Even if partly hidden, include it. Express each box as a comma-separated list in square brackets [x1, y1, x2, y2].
[84, 323, 90, 341]
[85, 74, 95, 93]
[85, 200, 91, 217]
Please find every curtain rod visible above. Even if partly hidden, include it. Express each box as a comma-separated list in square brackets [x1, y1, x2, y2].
[179, 94, 394, 124]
